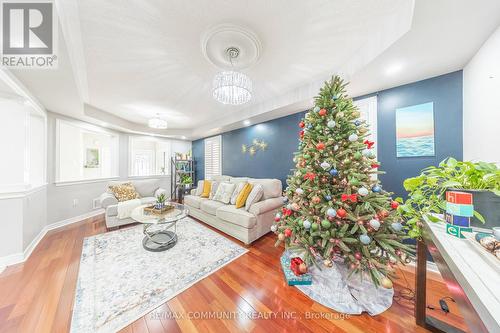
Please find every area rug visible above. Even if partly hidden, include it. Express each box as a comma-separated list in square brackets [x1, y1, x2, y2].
[70, 217, 248, 333]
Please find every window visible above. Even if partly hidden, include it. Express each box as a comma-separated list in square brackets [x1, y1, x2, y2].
[56, 119, 119, 183]
[204, 135, 222, 180]
[129, 136, 171, 177]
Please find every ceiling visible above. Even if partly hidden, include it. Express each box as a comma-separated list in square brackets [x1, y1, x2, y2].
[5, 0, 500, 140]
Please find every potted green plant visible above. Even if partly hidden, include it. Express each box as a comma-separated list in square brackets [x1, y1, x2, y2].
[155, 193, 167, 209]
[399, 158, 500, 238]
[180, 174, 192, 187]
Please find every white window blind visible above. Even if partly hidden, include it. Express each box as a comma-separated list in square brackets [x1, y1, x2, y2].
[204, 135, 222, 180]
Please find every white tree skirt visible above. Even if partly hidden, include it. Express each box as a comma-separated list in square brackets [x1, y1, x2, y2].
[292, 253, 394, 316]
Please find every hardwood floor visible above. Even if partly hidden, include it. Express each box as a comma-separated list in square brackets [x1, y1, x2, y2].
[0, 214, 468, 333]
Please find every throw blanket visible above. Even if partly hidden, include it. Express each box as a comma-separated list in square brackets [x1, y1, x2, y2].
[117, 199, 142, 219]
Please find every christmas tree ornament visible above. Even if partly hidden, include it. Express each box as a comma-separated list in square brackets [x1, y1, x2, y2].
[291, 202, 300, 211]
[336, 208, 347, 218]
[324, 195, 332, 201]
[359, 127, 368, 134]
[299, 130, 304, 139]
[362, 148, 372, 157]
[274, 215, 281, 222]
[354, 120, 361, 126]
[320, 161, 331, 170]
[316, 142, 325, 150]
[390, 201, 399, 209]
[329, 169, 339, 176]
[327, 120, 336, 128]
[364, 140, 375, 149]
[284, 228, 292, 237]
[358, 187, 369, 196]
[312, 196, 321, 204]
[369, 218, 380, 230]
[323, 259, 333, 267]
[359, 234, 371, 245]
[334, 145, 339, 151]
[282, 197, 288, 203]
[372, 185, 382, 193]
[304, 172, 316, 181]
[354, 252, 362, 260]
[326, 208, 337, 217]
[341, 193, 358, 203]
[307, 124, 313, 129]
[299, 262, 308, 274]
[321, 219, 331, 229]
[278, 233, 285, 241]
[299, 121, 305, 128]
[313, 106, 320, 112]
[295, 188, 304, 195]
[336, 112, 344, 118]
[349, 177, 360, 186]
[352, 110, 360, 118]
[378, 210, 389, 219]
[311, 222, 319, 231]
[353, 152, 362, 160]
[348, 133, 358, 142]
[391, 222, 403, 232]
[270, 225, 277, 232]
[371, 163, 380, 168]
[319, 108, 327, 116]
[321, 176, 328, 183]
[381, 277, 393, 289]
[303, 219, 311, 229]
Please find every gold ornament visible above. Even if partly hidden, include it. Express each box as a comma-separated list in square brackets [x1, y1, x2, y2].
[323, 259, 333, 267]
[278, 233, 285, 241]
[381, 277, 393, 289]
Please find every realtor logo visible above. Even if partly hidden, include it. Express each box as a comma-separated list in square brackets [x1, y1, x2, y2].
[1, 0, 58, 68]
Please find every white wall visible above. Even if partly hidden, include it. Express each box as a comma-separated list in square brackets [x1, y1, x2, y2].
[463, 26, 500, 163]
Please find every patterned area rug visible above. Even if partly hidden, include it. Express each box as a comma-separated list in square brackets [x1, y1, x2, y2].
[70, 217, 248, 333]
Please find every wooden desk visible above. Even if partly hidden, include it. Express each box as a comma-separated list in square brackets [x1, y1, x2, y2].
[415, 219, 500, 333]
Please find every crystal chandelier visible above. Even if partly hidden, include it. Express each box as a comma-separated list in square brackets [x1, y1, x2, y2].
[212, 47, 252, 105]
[148, 114, 168, 129]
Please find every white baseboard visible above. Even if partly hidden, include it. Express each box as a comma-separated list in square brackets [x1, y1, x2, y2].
[0, 209, 104, 272]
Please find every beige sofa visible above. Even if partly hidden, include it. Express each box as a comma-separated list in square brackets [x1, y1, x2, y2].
[184, 175, 284, 244]
[99, 179, 167, 229]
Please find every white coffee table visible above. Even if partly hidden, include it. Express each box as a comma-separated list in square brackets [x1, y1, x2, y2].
[131, 202, 189, 252]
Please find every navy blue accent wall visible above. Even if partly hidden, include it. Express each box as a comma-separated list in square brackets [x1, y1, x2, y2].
[192, 138, 204, 182]
[374, 71, 463, 198]
[192, 71, 463, 198]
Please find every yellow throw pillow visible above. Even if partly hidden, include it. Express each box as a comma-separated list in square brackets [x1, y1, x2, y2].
[109, 182, 140, 202]
[201, 180, 212, 198]
[236, 183, 253, 208]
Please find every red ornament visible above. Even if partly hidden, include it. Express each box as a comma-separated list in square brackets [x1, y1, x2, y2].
[336, 208, 347, 218]
[284, 228, 292, 237]
[316, 142, 325, 150]
[363, 140, 375, 149]
[390, 201, 399, 209]
[312, 196, 321, 204]
[371, 163, 380, 169]
[378, 210, 389, 219]
[341, 193, 357, 203]
[299, 121, 305, 128]
[299, 130, 304, 139]
[354, 252, 362, 260]
[274, 216, 281, 222]
[319, 108, 327, 116]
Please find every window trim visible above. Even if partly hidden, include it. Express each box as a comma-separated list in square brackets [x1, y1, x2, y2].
[128, 135, 172, 177]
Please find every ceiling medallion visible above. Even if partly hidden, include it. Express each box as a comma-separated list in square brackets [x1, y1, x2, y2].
[212, 47, 252, 105]
[202, 24, 260, 105]
[148, 114, 168, 129]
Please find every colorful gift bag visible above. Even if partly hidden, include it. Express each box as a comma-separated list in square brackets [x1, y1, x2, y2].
[280, 252, 312, 286]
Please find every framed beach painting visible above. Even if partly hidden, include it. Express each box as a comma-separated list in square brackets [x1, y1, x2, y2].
[396, 102, 435, 157]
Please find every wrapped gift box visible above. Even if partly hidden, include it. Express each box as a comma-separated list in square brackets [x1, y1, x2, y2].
[446, 191, 473, 205]
[445, 213, 471, 227]
[446, 202, 474, 217]
[446, 223, 472, 239]
[280, 252, 312, 286]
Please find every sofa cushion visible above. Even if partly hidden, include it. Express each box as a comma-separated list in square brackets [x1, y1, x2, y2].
[212, 175, 231, 182]
[200, 200, 226, 215]
[184, 195, 207, 209]
[133, 179, 161, 197]
[230, 181, 247, 205]
[216, 205, 257, 228]
[108, 182, 141, 202]
[213, 182, 236, 204]
[209, 181, 219, 199]
[230, 177, 249, 184]
[248, 179, 282, 200]
[245, 184, 264, 211]
[195, 180, 204, 196]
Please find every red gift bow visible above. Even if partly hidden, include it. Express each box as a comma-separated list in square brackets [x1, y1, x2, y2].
[371, 163, 380, 168]
[303, 172, 316, 181]
[364, 140, 375, 149]
[290, 257, 305, 276]
[341, 193, 358, 202]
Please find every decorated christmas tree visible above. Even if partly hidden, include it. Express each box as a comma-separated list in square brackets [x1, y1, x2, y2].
[273, 76, 414, 288]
